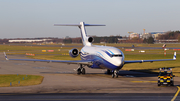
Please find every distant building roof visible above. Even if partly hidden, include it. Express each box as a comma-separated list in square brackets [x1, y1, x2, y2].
[149, 32, 165, 34]
[9, 39, 52, 43]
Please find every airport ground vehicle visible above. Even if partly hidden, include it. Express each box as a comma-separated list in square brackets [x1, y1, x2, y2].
[158, 68, 174, 86]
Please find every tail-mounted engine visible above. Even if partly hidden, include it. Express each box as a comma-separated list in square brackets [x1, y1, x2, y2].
[87, 37, 94, 43]
[69, 48, 79, 58]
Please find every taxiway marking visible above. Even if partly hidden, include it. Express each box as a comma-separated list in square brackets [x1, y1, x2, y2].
[171, 86, 180, 101]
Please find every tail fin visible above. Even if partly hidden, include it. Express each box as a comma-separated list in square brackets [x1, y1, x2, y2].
[54, 22, 105, 46]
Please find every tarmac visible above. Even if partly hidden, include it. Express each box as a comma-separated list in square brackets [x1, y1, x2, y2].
[0, 53, 180, 100]
[1, 73, 178, 93]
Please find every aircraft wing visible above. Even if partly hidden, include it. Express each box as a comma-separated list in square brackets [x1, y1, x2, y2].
[4, 52, 93, 66]
[124, 52, 176, 64]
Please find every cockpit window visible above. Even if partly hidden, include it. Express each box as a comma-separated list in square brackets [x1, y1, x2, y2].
[102, 50, 123, 58]
[111, 54, 122, 57]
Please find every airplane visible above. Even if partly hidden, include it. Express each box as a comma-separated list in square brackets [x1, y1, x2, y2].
[4, 22, 176, 78]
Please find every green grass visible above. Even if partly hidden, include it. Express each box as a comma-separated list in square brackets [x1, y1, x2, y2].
[94, 43, 180, 48]
[123, 54, 178, 69]
[0, 75, 44, 87]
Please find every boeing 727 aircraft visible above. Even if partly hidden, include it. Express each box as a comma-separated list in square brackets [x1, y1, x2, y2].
[4, 22, 176, 78]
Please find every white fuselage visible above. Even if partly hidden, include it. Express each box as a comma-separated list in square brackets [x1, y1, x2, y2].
[80, 45, 124, 70]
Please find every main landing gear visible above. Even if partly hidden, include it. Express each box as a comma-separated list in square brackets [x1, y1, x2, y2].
[77, 64, 86, 75]
[112, 70, 119, 78]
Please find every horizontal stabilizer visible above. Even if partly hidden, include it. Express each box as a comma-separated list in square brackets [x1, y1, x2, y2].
[54, 24, 81, 26]
[54, 24, 105, 26]
[54, 22, 105, 46]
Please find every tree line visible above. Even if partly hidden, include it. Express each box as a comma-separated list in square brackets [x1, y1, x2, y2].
[63, 36, 122, 43]
[1, 31, 180, 44]
[157, 31, 180, 41]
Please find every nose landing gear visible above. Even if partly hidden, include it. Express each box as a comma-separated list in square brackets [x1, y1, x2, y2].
[112, 70, 119, 78]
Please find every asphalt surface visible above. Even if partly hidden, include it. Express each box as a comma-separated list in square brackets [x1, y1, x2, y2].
[0, 53, 180, 101]
[0, 93, 178, 101]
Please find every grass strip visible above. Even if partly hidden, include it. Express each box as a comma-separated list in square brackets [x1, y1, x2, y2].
[0, 74, 44, 87]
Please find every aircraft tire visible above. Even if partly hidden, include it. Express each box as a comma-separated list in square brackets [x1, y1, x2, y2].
[112, 74, 115, 78]
[114, 70, 119, 78]
[81, 68, 85, 74]
[77, 68, 81, 75]
[115, 73, 118, 78]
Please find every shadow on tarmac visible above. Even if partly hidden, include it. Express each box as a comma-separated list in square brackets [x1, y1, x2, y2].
[40, 69, 159, 78]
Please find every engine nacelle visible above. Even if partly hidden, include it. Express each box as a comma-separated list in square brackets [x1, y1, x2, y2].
[69, 48, 79, 58]
[87, 37, 94, 43]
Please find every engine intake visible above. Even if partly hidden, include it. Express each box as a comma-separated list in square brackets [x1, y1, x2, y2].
[69, 48, 79, 58]
[88, 37, 94, 43]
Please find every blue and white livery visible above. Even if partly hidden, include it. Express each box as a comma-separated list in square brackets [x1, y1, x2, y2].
[4, 22, 176, 78]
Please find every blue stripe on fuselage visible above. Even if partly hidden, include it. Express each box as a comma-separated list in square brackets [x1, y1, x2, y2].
[108, 50, 114, 55]
[102, 50, 112, 57]
[80, 54, 121, 70]
[97, 52, 107, 60]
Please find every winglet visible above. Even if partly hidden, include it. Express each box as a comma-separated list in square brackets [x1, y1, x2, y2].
[173, 52, 176, 60]
[3, 52, 9, 60]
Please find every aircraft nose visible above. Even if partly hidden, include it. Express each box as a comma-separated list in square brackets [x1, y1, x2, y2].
[114, 58, 123, 67]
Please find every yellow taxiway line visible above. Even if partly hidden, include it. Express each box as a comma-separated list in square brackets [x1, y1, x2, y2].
[171, 86, 180, 101]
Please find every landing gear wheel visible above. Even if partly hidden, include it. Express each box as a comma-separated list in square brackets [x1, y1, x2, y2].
[115, 73, 118, 78]
[112, 73, 115, 78]
[158, 84, 161, 86]
[114, 70, 119, 78]
[81, 68, 85, 74]
[112, 70, 119, 78]
[76, 64, 86, 75]
[77, 68, 81, 75]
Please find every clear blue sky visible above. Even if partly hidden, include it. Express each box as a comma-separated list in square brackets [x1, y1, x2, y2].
[0, 0, 180, 38]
